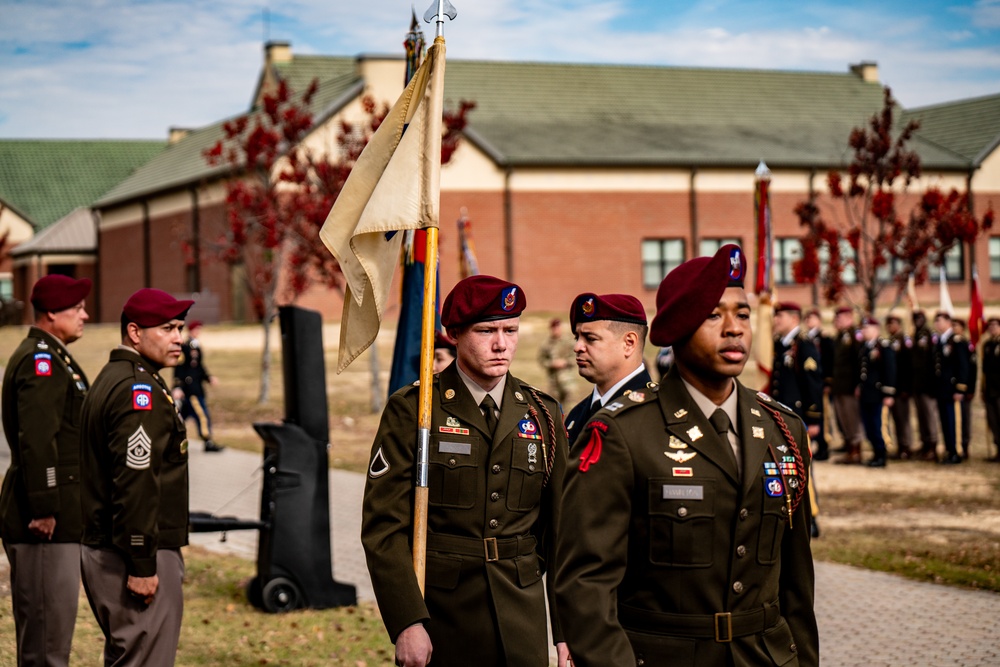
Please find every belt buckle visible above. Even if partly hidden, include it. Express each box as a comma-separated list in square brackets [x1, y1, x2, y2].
[714, 612, 733, 643]
[484, 537, 499, 562]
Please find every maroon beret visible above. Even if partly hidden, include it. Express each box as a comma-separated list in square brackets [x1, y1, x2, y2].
[834, 306, 853, 316]
[861, 315, 880, 327]
[885, 314, 902, 324]
[441, 275, 526, 328]
[649, 244, 747, 347]
[570, 293, 647, 334]
[434, 330, 456, 351]
[187, 320, 204, 331]
[30, 275, 91, 313]
[123, 288, 194, 327]
[934, 310, 952, 320]
[774, 301, 802, 314]
[987, 317, 1000, 327]
[804, 308, 821, 318]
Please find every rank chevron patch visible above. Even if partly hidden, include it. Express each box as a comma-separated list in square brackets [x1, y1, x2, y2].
[126, 425, 152, 470]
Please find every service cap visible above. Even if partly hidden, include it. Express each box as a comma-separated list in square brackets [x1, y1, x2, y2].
[441, 275, 525, 328]
[123, 288, 194, 328]
[30, 275, 91, 313]
[649, 243, 746, 347]
[569, 293, 647, 334]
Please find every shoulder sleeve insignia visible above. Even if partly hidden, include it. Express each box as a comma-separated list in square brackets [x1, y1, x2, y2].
[756, 391, 772, 402]
[33, 353, 53, 376]
[132, 384, 153, 410]
[579, 421, 609, 472]
[126, 425, 152, 470]
[368, 446, 390, 478]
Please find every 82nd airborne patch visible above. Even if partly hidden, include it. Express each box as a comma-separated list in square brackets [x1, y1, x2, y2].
[34, 353, 53, 376]
[132, 384, 153, 410]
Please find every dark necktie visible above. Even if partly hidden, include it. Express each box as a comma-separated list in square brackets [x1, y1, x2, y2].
[710, 408, 738, 470]
[481, 395, 499, 436]
[587, 398, 602, 420]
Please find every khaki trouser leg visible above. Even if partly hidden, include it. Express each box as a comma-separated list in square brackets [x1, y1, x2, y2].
[4, 541, 80, 667]
[81, 546, 185, 667]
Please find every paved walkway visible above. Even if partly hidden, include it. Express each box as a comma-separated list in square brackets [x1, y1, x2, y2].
[3, 441, 1000, 665]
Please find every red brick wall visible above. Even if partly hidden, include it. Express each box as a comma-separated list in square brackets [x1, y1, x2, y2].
[96, 184, 1000, 323]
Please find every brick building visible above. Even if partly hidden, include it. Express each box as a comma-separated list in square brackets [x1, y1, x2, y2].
[0, 139, 164, 321]
[90, 43, 1000, 322]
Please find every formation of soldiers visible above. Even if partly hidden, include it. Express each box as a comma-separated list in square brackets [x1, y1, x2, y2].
[771, 304, 1000, 468]
[7, 249, 1000, 667]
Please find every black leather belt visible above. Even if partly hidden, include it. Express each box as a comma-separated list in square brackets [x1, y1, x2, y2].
[619, 602, 781, 643]
[426, 533, 536, 562]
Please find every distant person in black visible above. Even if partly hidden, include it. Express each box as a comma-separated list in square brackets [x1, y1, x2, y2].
[982, 318, 1000, 461]
[171, 320, 223, 452]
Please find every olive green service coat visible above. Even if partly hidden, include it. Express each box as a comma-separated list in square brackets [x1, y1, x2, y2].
[80, 349, 189, 577]
[0, 327, 88, 544]
[362, 363, 567, 666]
[555, 369, 818, 667]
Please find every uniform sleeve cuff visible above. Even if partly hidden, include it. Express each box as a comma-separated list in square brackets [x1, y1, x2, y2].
[128, 556, 157, 578]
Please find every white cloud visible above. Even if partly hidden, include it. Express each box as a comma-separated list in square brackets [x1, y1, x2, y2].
[0, 0, 997, 137]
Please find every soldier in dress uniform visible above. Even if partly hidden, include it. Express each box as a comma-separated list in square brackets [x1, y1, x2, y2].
[857, 316, 896, 467]
[172, 320, 223, 452]
[803, 308, 833, 461]
[951, 319, 977, 459]
[563, 293, 650, 446]
[555, 244, 818, 667]
[932, 311, 970, 465]
[537, 317, 576, 405]
[361, 275, 570, 667]
[432, 330, 457, 374]
[981, 317, 1000, 461]
[770, 302, 823, 437]
[911, 310, 941, 461]
[831, 307, 864, 464]
[0, 275, 91, 667]
[885, 315, 914, 459]
[79, 288, 193, 666]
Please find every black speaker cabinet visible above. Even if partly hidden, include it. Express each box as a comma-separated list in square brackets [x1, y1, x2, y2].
[246, 305, 356, 612]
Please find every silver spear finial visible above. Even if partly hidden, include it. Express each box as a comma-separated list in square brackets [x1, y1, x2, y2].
[423, 0, 457, 39]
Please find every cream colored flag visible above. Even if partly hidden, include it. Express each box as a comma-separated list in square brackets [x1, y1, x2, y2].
[939, 264, 954, 317]
[320, 41, 446, 372]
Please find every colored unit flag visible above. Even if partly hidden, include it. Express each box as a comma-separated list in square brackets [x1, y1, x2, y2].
[457, 210, 480, 279]
[939, 264, 955, 317]
[320, 41, 446, 373]
[388, 229, 440, 394]
[753, 161, 773, 295]
[970, 266, 984, 346]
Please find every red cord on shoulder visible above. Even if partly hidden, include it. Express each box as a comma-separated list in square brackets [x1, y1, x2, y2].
[579, 421, 608, 472]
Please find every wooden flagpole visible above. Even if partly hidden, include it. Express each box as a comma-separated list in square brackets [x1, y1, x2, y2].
[412, 0, 455, 594]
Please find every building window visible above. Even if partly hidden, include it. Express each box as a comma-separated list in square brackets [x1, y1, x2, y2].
[817, 240, 858, 285]
[698, 238, 741, 258]
[642, 239, 685, 289]
[773, 238, 802, 285]
[0, 275, 11, 300]
[930, 244, 964, 282]
[990, 237, 1000, 281]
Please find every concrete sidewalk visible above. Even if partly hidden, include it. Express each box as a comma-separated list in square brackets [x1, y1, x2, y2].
[3, 442, 1000, 665]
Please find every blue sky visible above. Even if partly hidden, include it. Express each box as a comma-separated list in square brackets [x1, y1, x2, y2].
[1, 0, 999, 139]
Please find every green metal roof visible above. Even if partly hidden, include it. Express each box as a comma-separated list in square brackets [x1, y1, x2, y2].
[97, 54, 991, 210]
[441, 59, 971, 170]
[0, 140, 164, 228]
[903, 93, 1000, 166]
[97, 71, 363, 207]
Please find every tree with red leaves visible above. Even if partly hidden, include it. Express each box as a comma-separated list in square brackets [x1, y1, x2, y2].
[794, 87, 993, 314]
[204, 79, 474, 402]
